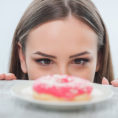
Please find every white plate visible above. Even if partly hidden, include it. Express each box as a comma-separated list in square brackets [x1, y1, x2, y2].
[11, 81, 114, 110]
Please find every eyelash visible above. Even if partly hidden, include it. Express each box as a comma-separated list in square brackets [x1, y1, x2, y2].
[35, 58, 90, 66]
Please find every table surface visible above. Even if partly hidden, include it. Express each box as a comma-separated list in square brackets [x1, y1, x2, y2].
[0, 80, 118, 118]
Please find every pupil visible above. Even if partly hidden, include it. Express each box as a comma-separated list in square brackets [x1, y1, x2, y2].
[44, 59, 50, 64]
[75, 59, 82, 64]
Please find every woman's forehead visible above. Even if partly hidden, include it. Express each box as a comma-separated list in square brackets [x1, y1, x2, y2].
[26, 16, 98, 53]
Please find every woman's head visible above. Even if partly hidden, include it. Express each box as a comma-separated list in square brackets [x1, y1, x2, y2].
[9, 0, 114, 83]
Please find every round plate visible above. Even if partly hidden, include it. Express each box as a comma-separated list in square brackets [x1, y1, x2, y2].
[11, 81, 114, 110]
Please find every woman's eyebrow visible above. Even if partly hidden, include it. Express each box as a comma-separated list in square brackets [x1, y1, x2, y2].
[69, 51, 90, 58]
[33, 51, 56, 58]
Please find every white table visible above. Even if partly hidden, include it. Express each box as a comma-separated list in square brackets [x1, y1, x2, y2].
[0, 80, 118, 118]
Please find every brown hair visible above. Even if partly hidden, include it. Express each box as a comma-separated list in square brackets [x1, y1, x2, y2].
[9, 0, 114, 83]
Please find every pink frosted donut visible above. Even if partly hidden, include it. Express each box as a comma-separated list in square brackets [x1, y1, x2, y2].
[32, 75, 93, 101]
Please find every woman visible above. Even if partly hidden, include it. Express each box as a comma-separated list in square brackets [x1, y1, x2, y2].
[0, 0, 118, 86]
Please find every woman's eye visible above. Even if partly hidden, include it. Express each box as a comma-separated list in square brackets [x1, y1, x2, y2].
[35, 58, 53, 66]
[72, 58, 89, 65]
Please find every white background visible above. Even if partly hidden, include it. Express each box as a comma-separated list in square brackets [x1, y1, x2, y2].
[0, 0, 118, 78]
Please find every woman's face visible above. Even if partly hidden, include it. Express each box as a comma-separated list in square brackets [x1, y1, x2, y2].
[19, 16, 99, 81]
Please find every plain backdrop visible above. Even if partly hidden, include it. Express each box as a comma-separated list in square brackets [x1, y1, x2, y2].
[0, 0, 118, 78]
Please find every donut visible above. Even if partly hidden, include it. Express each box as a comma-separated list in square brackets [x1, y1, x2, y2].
[32, 74, 93, 102]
